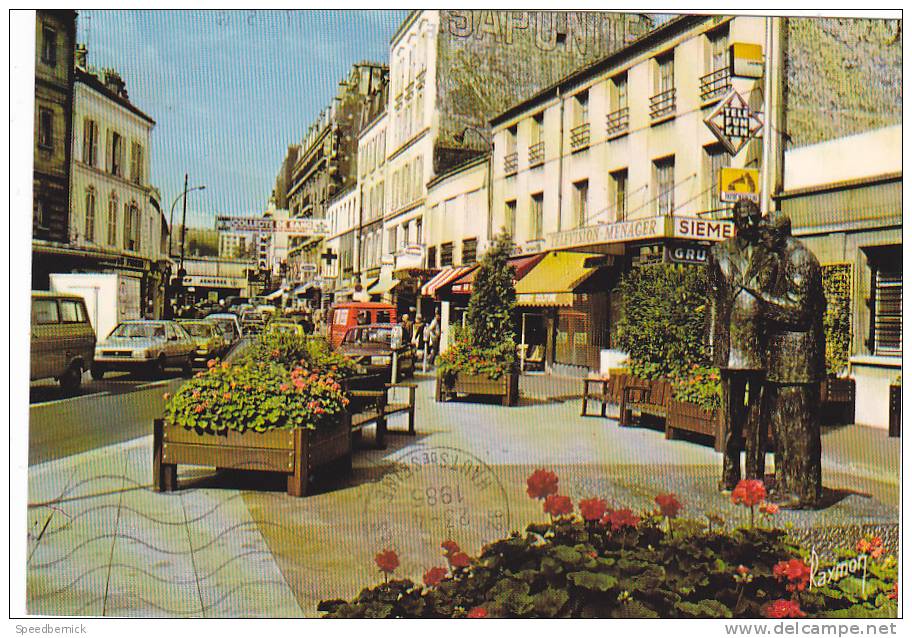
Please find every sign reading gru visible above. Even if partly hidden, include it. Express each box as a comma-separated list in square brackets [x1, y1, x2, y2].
[446, 11, 648, 57]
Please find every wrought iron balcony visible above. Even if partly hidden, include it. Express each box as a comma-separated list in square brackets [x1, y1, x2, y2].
[700, 67, 731, 103]
[606, 107, 629, 137]
[649, 88, 676, 121]
[528, 141, 545, 167]
[570, 123, 591, 151]
[504, 151, 518, 175]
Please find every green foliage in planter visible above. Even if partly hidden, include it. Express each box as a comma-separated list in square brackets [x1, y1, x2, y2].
[821, 264, 852, 376]
[164, 360, 349, 433]
[671, 364, 722, 411]
[242, 332, 359, 378]
[439, 232, 518, 380]
[614, 263, 710, 380]
[320, 515, 897, 619]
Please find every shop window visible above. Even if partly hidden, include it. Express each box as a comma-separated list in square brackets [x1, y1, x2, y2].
[866, 246, 902, 357]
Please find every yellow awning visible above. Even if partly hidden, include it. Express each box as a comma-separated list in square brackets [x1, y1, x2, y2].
[514, 251, 602, 306]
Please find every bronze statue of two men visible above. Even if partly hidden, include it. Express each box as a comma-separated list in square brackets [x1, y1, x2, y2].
[707, 200, 826, 509]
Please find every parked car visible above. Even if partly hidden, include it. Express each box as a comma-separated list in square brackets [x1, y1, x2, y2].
[240, 309, 266, 335]
[91, 320, 195, 379]
[266, 320, 305, 337]
[338, 323, 414, 381]
[328, 302, 397, 348]
[206, 312, 244, 342]
[30, 291, 96, 391]
[177, 319, 230, 365]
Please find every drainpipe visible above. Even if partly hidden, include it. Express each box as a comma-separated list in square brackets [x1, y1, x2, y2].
[485, 144, 494, 244]
[556, 87, 565, 233]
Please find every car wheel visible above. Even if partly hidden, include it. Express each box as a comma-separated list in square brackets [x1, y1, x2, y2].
[60, 364, 83, 392]
[90, 364, 106, 380]
[152, 355, 166, 378]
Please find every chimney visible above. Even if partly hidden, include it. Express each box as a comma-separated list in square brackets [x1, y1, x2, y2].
[74, 43, 88, 70]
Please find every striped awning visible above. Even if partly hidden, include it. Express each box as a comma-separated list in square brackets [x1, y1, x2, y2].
[420, 266, 473, 298]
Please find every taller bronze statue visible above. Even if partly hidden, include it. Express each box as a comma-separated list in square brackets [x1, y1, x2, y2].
[743, 213, 826, 509]
[707, 200, 772, 490]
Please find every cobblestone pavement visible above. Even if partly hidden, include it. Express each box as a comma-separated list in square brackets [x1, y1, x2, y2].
[25, 372, 899, 617]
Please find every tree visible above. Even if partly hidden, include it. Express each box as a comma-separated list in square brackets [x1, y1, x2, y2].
[466, 232, 516, 350]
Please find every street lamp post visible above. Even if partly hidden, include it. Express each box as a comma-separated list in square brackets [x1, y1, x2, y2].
[166, 176, 206, 315]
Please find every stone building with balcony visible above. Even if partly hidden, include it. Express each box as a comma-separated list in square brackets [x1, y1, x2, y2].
[32, 9, 77, 286]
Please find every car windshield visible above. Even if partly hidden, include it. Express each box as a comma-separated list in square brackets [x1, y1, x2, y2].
[241, 312, 262, 321]
[183, 323, 212, 337]
[272, 324, 298, 334]
[211, 320, 233, 333]
[345, 326, 392, 345]
[110, 323, 166, 339]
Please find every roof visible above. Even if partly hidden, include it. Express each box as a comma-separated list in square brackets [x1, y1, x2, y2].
[490, 14, 706, 126]
[75, 67, 155, 125]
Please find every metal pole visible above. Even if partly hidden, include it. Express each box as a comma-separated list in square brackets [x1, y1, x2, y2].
[179, 173, 189, 272]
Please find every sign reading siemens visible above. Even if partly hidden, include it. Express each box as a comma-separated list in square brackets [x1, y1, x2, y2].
[671, 217, 736, 241]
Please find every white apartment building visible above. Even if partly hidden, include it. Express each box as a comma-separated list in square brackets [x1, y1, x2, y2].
[325, 187, 359, 295]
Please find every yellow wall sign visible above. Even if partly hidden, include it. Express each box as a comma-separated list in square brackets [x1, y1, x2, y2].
[730, 42, 763, 78]
[720, 167, 760, 203]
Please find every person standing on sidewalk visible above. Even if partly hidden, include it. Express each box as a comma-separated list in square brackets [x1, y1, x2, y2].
[425, 308, 442, 367]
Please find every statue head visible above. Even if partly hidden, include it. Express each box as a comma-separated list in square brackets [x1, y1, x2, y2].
[732, 200, 763, 241]
[759, 212, 792, 251]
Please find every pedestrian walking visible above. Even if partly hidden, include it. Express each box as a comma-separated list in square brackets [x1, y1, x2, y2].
[425, 308, 442, 367]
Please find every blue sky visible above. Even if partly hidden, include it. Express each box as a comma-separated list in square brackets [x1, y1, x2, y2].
[77, 10, 407, 228]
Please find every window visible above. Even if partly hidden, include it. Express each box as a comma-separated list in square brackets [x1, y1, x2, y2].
[610, 169, 628, 221]
[654, 156, 675, 216]
[867, 247, 902, 357]
[59, 300, 87, 324]
[651, 53, 676, 120]
[123, 202, 133, 250]
[506, 126, 517, 154]
[504, 125, 518, 174]
[82, 119, 98, 166]
[130, 142, 144, 184]
[107, 193, 118, 246]
[531, 112, 544, 145]
[415, 219, 422, 244]
[426, 245, 437, 269]
[84, 188, 96, 242]
[573, 90, 589, 127]
[572, 180, 589, 228]
[440, 242, 454, 267]
[34, 198, 46, 229]
[38, 108, 53, 149]
[530, 193, 544, 240]
[529, 113, 545, 166]
[656, 53, 674, 93]
[388, 228, 397, 253]
[709, 26, 729, 72]
[703, 144, 731, 212]
[462, 237, 478, 265]
[32, 299, 59, 325]
[108, 131, 124, 177]
[505, 200, 517, 238]
[41, 25, 56, 66]
[613, 74, 628, 111]
[702, 25, 732, 102]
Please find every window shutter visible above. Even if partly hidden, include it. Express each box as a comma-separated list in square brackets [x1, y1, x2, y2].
[106, 130, 113, 173]
[83, 119, 90, 164]
[874, 269, 902, 356]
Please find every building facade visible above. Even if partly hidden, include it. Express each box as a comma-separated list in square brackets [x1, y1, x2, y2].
[32, 10, 77, 285]
[324, 187, 359, 298]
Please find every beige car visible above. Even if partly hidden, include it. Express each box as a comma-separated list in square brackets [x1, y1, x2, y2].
[30, 291, 96, 391]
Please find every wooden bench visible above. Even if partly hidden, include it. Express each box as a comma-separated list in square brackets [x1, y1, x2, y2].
[619, 378, 672, 427]
[349, 382, 417, 449]
[581, 372, 629, 418]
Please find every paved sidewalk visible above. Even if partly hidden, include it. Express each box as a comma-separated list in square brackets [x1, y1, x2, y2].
[26, 373, 899, 617]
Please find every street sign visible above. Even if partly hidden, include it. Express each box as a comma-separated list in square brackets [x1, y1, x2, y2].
[730, 42, 764, 78]
[719, 167, 760, 203]
[703, 90, 764, 156]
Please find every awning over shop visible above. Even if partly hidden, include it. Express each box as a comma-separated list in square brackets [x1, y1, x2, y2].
[292, 280, 317, 295]
[448, 254, 546, 295]
[420, 266, 473, 298]
[369, 278, 400, 295]
[264, 288, 284, 300]
[514, 252, 603, 307]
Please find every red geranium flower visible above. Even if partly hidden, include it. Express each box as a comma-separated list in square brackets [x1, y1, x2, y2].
[763, 599, 806, 619]
[773, 559, 811, 592]
[602, 508, 641, 531]
[194, 404, 204, 414]
[467, 606, 488, 619]
[207, 359, 217, 369]
[731, 480, 767, 507]
[449, 551, 471, 569]
[423, 566, 448, 587]
[888, 582, 898, 600]
[441, 540, 461, 556]
[654, 493, 682, 519]
[579, 497, 608, 522]
[374, 549, 399, 574]
[543, 494, 573, 517]
[526, 469, 559, 499]
[736, 565, 750, 576]
[759, 501, 780, 515]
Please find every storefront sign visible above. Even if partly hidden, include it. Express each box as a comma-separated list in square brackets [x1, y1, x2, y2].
[671, 216, 735, 241]
[215, 216, 330, 236]
[730, 42, 764, 78]
[704, 90, 764, 156]
[668, 242, 710, 265]
[275, 218, 331, 236]
[181, 275, 247, 288]
[516, 292, 574, 306]
[719, 167, 760, 203]
[547, 217, 663, 251]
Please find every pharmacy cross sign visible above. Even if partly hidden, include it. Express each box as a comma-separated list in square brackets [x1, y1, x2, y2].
[703, 89, 764, 156]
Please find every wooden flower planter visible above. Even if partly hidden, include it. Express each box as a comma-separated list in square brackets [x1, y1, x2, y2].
[666, 399, 724, 452]
[436, 371, 519, 406]
[153, 414, 352, 497]
[820, 377, 856, 425]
